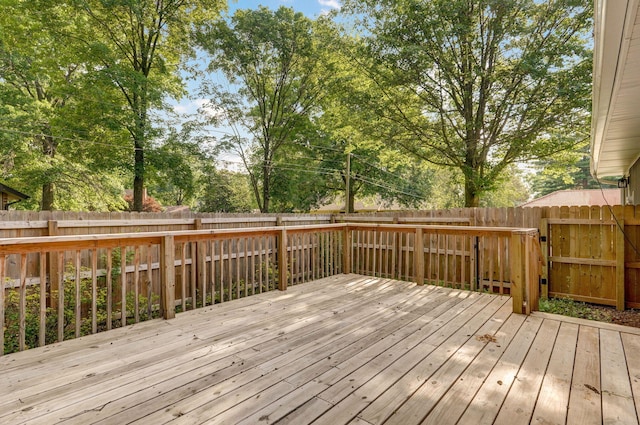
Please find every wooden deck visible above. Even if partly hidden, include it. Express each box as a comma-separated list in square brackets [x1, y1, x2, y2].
[1, 274, 640, 425]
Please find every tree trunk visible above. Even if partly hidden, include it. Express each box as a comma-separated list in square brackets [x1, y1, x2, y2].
[133, 143, 144, 212]
[262, 175, 270, 213]
[132, 93, 147, 212]
[41, 183, 55, 211]
[40, 132, 57, 211]
[464, 174, 480, 207]
[348, 190, 355, 213]
[261, 152, 270, 213]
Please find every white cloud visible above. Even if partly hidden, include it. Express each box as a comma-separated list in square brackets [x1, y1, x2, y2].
[318, 0, 341, 10]
[194, 98, 224, 120]
[173, 103, 190, 114]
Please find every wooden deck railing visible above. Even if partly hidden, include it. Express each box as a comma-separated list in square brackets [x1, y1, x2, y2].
[0, 223, 539, 355]
[343, 224, 539, 314]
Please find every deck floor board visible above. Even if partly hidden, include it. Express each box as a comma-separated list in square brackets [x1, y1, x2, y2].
[2, 274, 640, 425]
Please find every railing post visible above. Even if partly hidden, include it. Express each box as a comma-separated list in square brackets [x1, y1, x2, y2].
[527, 233, 541, 312]
[161, 235, 176, 319]
[414, 228, 424, 285]
[510, 231, 527, 314]
[278, 228, 288, 291]
[510, 230, 540, 314]
[342, 225, 352, 274]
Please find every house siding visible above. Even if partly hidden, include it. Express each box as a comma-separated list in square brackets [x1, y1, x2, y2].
[628, 156, 640, 204]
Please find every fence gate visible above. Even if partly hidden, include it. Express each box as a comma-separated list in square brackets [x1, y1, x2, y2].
[541, 206, 625, 310]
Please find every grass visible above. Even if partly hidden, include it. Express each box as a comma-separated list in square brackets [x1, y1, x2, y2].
[538, 297, 613, 323]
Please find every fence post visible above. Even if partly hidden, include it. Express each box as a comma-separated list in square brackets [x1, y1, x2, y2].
[342, 225, 352, 274]
[278, 228, 288, 291]
[539, 218, 549, 299]
[414, 228, 424, 285]
[161, 235, 176, 319]
[616, 219, 625, 311]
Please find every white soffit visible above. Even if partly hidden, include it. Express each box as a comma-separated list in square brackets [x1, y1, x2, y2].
[591, 0, 640, 179]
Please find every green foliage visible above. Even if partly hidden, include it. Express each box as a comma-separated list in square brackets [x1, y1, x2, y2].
[196, 7, 333, 212]
[0, 0, 130, 211]
[529, 143, 600, 198]
[3, 257, 159, 355]
[338, 0, 593, 207]
[197, 166, 255, 213]
[539, 297, 612, 322]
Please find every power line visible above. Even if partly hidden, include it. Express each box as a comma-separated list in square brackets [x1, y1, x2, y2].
[0, 127, 138, 151]
[352, 174, 424, 200]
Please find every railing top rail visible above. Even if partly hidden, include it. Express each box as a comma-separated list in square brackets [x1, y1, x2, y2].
[334, 216, 471, 223]
[0, 223, 347, 254]
[344, 223, 538, 236]
[0, 215, 333, 230]
[0, 222, 538, 255]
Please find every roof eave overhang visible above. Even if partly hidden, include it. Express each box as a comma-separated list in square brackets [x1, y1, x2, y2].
[591, 0, 640, 180]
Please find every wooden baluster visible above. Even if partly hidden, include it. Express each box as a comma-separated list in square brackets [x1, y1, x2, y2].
[91, 249, 98, 334]
[161, 235, 175, 319]
[121, 246, 127, 327]
[134, 246, 140, 323]
[0, 254, 5, 355]
[19, 254, 27, 351]
[106, 248, 113, 330]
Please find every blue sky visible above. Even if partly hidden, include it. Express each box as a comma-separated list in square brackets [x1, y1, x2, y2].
[228, 0, 341, 17]
[170, 0, 342, 167]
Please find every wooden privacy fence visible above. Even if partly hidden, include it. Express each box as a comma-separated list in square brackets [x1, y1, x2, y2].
[0, 223, 540, 355]
[7, 205, 640, 309]
[0, 212, 332, 239]
[540, 205, 640, 310]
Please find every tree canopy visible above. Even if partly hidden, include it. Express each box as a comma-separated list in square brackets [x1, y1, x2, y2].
[0, 1, 594, 212]
[338, 0, 592, 206]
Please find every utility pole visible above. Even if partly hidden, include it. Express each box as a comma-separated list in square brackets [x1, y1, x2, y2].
[345, 152, 351, 213]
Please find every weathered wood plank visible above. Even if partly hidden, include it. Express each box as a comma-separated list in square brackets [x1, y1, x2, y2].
[2, 273, 639, 425]
[421, 312, 527, 425]
[383, 300, 513, 425]
[600, 329, 638, 425]
[493, 318, 560, 425]
[530, 321, 579, 425]
[566, 325, 602, 425]
[456, 315, 543, 425]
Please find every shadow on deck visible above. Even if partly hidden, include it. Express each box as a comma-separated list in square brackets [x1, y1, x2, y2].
[1, 274, 639, 424]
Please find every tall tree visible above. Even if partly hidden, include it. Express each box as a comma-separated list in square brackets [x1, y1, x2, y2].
[196, 7, 331, 212]
[0, 0, 129, 210]
[72, 0, 225, 211]
[338, 0, 592, 207]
